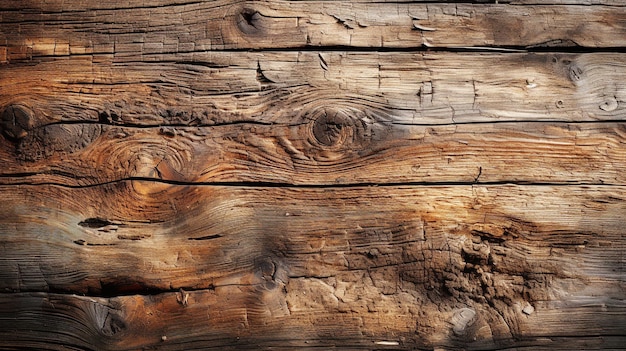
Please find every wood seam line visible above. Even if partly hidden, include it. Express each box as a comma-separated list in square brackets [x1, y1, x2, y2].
[16, 47, 626, 59]
[0, 178, 623, 188]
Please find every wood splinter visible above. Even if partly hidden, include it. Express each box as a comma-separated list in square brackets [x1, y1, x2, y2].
[177, 288, 189, 307]
[176, 288, 189, 307]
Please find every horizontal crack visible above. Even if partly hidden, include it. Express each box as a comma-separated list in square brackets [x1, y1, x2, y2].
[0, 280, 288, 299]
[390, 119, 626, 127]
[0, 1, 210, 14]
[4, 0, 626, 15]
[475, 335, 626, 351]
[8, 45, 626, 62]
[188, 234, 223, 240]
[0, 176, 623, 189]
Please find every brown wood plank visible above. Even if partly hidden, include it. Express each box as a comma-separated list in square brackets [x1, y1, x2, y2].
[0, 292, 624, 351]
[2, 51, 625, 186]
[0, 182, 624, 349]
[1, 1, 624, 58]
[1, 1, 625, 350]
[509, 0, 625, 4]
[3, 0, 624, 11]
[1, 122, 624, 186]
[1, 52, 624, 127]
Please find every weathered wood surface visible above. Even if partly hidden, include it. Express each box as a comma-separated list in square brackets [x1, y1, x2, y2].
[1, 52, 625, 187]
[1, 121, 625, 186]
[1, 0, 625, 350]
[1, 293, 623, 350]
[2, 52, 625, 127]
[0, 182, 625, 349]
[1, 1, 625, 57]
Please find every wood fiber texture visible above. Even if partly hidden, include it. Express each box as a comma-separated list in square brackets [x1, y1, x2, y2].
[0, 0, 625, 350]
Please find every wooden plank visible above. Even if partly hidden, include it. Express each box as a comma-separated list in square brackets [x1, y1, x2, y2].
[0, 182, 624, 349]
[0, 292, 624, 351]
[2, 0, 623, 11]
[1, 1, 624, 349]
[1, 122, 625, 186]
[2, 52, 625, 186]
[1, 52, 624, 128]
[1, 1, 624, 59]
[509, 0, 625, 4]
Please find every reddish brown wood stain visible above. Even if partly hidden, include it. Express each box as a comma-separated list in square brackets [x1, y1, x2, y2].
[0, 1, 625, 350]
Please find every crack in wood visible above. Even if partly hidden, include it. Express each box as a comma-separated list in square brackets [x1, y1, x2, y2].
[188, 234, 223, 241]
[78, 218, 122, 228]
[1, 177, 623, 189]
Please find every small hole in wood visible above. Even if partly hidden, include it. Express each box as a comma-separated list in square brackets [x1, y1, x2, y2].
[237, 8, 262, 34]
[79, 218, 115, 228]
[241, 10, 257, 27]
[110, 112, 120, 122]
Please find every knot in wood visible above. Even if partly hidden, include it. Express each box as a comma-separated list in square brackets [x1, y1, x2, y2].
[550, 54, 584, 86]
[237, 8, 263, 35]
[16, 123, 102, 162]
[308, 107, 366, 150]
[312, 109, 350, 147]
[256, 257, 279, 290]
[0, 105, 34, 141]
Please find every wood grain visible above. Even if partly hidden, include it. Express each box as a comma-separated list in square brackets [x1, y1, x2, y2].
[0, 182, 624, 349]
[1, 0, 625, 349]
[1, 1, 624, 60]
[0, 292, 624, 350]
[1, 52, 625, 127]
[3, 0, 624, 10]
[1, 122, 625, 186]
[2, 51, 625, 187]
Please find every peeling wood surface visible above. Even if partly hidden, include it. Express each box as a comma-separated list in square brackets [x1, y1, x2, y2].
[1, 0, 625, 350]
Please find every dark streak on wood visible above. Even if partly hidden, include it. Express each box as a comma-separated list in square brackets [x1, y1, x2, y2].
[188, 234, 223, 241]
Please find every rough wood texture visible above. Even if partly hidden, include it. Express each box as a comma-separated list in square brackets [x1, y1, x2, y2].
[1, 52, 625, 187]
[0, 183, 625, 350]
[2, 52, 626, 126]
[1, 1, 625, 58]
[1, 121, 625, 186]
[1, 0, 625, 350]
